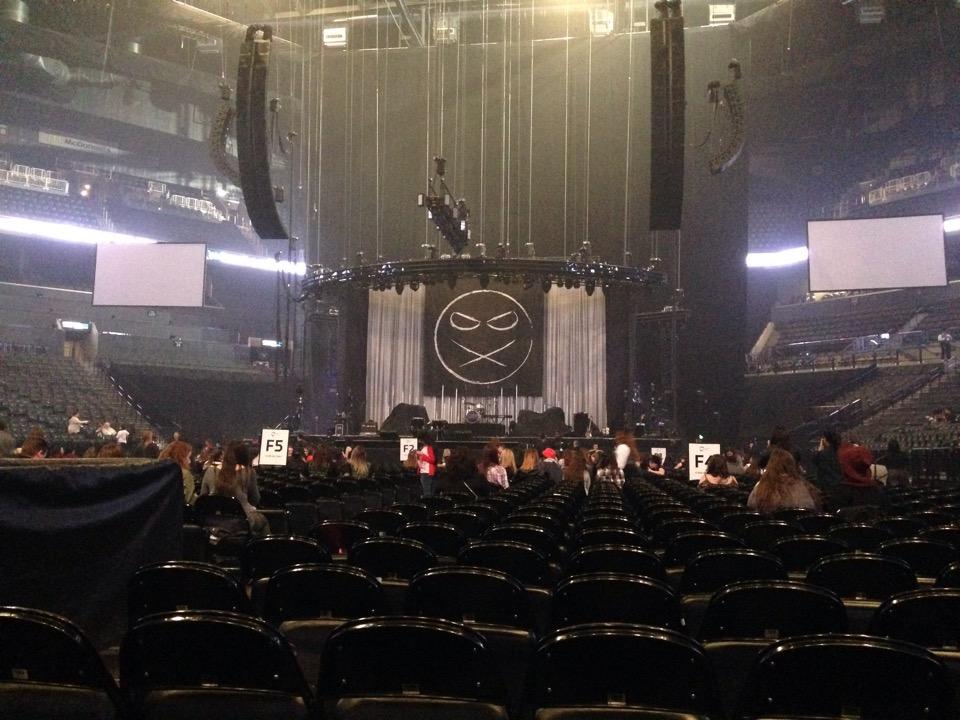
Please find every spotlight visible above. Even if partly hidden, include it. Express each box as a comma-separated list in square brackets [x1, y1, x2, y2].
[522, 275, 534, 289]
[395, 281, 404, 295]
[573, 279, 581, 289]
[585, 280, 596, 296]
[479, 273, 490, 289]
[564, 278, 574, 289]
[542, 278, 552, 293]
[447, 274, 457, 289]
[410, 280, 421, 291]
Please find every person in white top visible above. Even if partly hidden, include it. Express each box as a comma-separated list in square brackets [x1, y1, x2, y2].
[116, 427, 130, 445]
[98, 421, 117, 439]
[613, 430, 639, 471]
[67, 410, 88, 435]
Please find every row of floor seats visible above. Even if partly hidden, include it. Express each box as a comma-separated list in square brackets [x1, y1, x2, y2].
[10, 476, 960, 718]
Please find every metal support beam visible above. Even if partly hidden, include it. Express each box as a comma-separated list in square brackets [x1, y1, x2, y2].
[391, 0, 424, 47]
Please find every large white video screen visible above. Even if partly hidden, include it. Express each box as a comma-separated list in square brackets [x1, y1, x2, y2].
[807, 215, 946, 292]
[93, 243, 206, 307]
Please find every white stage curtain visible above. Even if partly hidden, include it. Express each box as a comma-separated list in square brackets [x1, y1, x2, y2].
[542, 286, 608, 428]
[366, 285, 607, 428]
[365, 288, 424, 424]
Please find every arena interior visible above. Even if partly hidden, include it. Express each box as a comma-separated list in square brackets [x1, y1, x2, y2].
[3, 0, 960, 718]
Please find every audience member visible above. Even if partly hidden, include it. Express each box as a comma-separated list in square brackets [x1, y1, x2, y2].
[699, 454, 738, 488]
[481, 445, 509, 490]
[0, 420, 14, 456]
[200, 441, 268, 535]
[809, 429, 843, 490]
[160, 440, 197, 505]
[514, 448, 545, 483]
[724, 449, 745, 476]
[836, 438, 883, 507]
[115, 425, 130, 445]
[878, 438, 910, 486]
[347, 443, 371, 480]
[500, 447, 517, 482]
[436, 447, 489, 496]
[97, 421, 117, 439]
[541, 447, 563, 484]
[563, 449, 591, 494]
[748, 448, 822, 513]
[137, 430, 160, 459]
[67, 409, 88, 436]
[19, 435, 48, 459]
[97, 442, 124, 458]
[416, 432, 437, 497]
[645, 454, 666, 477]
[595, 453, 624, 487]
[614, 430, 641, 472]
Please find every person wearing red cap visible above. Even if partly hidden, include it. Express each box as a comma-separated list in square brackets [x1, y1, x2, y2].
[541, 447, 562, 484]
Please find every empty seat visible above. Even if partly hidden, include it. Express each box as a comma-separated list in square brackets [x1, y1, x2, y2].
[433, 510, 488, 538]
[120, 610, 312, 719]
[718, 511, 764, 535]
[314, 520, 374, 555]
[577, 514, 636, 531]
[459, 541, 553, 587]
[770, 534, 848, 572]
[242, 535, 330, 582]
[879, 539, 958, 578]
[681, 548, 787, 594]
[407, 566, 535, 715]
[527, 622, 723, 719]
[922, 525, 960, 548]
[796, 512, 843, 534]
[652, 518, 717, 544]
[576, 526, 647, 549]
[875, 516, 928, 539]
[736, 634, 954, 719]
[128, 561, 247, 625]
[354, 509, 407, 536]
[485, 524, 561, 561]
[663, 531, 745, 567]
[0, 606, 125, 720]
[936, 560, 960, 587]
[807, 553, 918, 600]
[699, 581, 848, 718]
[398, 521, 466, 557]
[507, 511, 564, 537]
[348, 537, 437, 580]
[283, 502, 319, 535]
[566, 544, 666, 581]
[552, 573, 684, 631]
[261, 564, 385, 683]
[740, 520, 800, 550]
[871, 588, 960, 649]
[827, 523, 893, 552]
[390, 502, 431, 521]
[316, 616, 507, 720]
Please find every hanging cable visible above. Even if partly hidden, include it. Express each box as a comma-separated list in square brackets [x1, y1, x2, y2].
[527, 0, 535, 255]
[585, 26, 594, 246]
[479, 0, 488, 249]
[562, 6, 570, 257]
[500, 0, 508, 253]
[622, 0, 636, 263]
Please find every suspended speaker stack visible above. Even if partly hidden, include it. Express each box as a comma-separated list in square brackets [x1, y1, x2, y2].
[235, 25, 288, 240]
[649, 1, 686, 231]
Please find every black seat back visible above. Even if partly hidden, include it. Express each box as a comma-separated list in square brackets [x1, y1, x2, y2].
[458, 540, 552, 586]
[566, 544, 666, 581]
[680, 548, 787, 594]
[398, 521, 466, 557]
[871, 588, 960, 648]
[128, 561, 246, 625]
[354, 509, 407, 536]
[807, 553, 918, 600]
[663, 531, 745, 566]
[736, 634, 953, 719]
[242, 535, 330, 581]
[315, 521, 374, 554]
[529, 622, 722, 716]
[407, 566, 533, 629]
[552, 573, 684, 631]
[770, 534, 847, 572]
[699, 580, 847, 640]
[262, 564, 384, 624]
[879, 539, 958, 578]
[348, 537, 437, 580]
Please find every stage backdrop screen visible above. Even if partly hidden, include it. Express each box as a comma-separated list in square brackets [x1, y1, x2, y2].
[424, 279, 543, 396]
[807, 215, 946, 292]
[93, 243, 206, 307]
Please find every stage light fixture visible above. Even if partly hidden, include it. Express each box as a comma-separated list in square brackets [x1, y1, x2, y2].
[542, 278, 552, 293]
[564, 278, 574, 289]
[523, 275, 534, 289]
[585, 280, 596, 296]
[479, 273, 490, 289]
[945, 217, 960, 234]
[410, 280, 420, 291]
[745, 246, 809, 269]
[395, 281, 404, 295]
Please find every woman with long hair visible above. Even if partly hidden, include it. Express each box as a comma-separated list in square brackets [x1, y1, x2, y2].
[613, 430, 641, 471]
[700, 453, 738, 488]
[499, 447, 518, 483]
[481, 445, 509, 489]
[514, 447, 543, 483]
[201, 441, 268, 534]
[348, 443, 371, 480]
[160, 439, 197, 504]
[748, 447, 822, 514]
[563, 448, 591, 494]
[595, 453, 624, 488]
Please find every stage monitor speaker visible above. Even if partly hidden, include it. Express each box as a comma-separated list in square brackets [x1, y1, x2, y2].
[381, 403, 430, 434]
[514, 407, 569, 437]
[573, 413, 590, 436]
[649, 3, 686, 231]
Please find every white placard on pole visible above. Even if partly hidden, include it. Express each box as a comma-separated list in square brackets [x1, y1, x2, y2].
[650, 447, 667, 463]
[400, 437, 418, 462]
[688, 443, 721, 481]
[259, 429, 290, 466]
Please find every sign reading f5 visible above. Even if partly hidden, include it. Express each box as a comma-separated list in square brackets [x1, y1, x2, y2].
[260, 429, 290, 466]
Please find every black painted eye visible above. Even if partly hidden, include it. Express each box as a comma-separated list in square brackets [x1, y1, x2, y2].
[486, 311, 518, 331]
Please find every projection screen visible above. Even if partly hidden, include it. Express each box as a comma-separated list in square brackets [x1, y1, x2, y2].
[807, 215, 946, 292]
[93, 243, 206, 307]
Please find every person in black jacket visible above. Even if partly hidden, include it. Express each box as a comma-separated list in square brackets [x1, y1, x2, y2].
[809, 428, 843, 491]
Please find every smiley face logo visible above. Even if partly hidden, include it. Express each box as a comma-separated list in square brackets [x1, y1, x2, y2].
[434, 290, 535, 385]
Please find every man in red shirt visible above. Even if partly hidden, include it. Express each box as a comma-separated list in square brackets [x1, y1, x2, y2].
[836, 439, 883, 508]
[417, 433, 437, 497]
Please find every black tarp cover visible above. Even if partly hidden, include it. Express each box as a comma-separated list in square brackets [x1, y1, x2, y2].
[0, 459, 182, 648]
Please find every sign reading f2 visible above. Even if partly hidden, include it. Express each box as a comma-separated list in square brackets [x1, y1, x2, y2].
[260, 429, 290, 466]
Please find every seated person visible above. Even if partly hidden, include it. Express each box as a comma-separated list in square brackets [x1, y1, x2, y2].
[699, 453, 738, 488]
[747, 448, 822, 514]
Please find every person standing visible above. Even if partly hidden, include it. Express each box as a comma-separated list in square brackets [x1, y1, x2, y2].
[67, 409, 88, 436]
[417, 433, 437, 497]
[939, 330, 953, 361]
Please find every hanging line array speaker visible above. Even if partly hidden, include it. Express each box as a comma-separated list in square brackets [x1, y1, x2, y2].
[709, 60, 745, 175]
[649, 1, 686, 232]
[236, 25, 288, 240]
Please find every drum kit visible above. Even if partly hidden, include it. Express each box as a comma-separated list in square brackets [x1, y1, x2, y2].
[464, 402, 512, 424]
